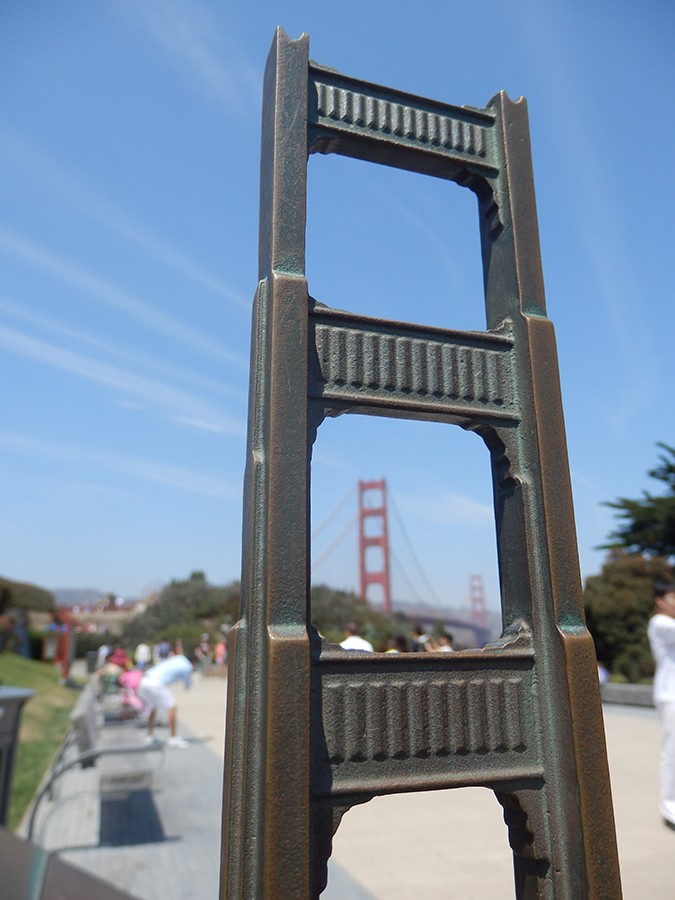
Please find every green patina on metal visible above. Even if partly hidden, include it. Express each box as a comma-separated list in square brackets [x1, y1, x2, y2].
[221, 28, 623, 900]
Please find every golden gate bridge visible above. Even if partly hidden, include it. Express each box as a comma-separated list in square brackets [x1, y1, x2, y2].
[311, 478, 491, 646]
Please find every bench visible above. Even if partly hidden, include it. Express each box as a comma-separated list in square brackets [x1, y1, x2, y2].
[27, 681, 164, 842]
[1, 824, 135, 900]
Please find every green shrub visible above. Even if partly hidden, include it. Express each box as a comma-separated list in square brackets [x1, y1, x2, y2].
[28, 626, 45, 660]
[0, 578, 55, 612]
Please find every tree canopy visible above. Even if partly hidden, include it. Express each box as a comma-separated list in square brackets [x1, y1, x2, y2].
[120, 571, 240, 654]
[583, 551, 671, 682]
[119, 575, 419, 655]
[581, 443, 675, 682]
[604, 443, 675, 558]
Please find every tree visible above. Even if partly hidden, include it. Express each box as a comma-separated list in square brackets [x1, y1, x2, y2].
[583, 551, 671, 682]
[0, 577, 56, 612]
[121, 575, 413, 655]
[583, 443, 675, 682]
[604, 443, 675, 558]
[120, 571, 240, 654]
[310, 584, 410, 651]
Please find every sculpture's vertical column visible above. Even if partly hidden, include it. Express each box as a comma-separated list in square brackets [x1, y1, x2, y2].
[221, 29, 311, 900]
[485, 92, 622, 899]
[502, 95, 621, 897]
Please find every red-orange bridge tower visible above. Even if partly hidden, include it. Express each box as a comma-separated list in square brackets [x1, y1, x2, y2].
[358, 479, 391, 613]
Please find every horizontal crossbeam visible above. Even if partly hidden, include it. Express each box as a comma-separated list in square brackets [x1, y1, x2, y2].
[308, 64, 500, 182]
[309, 304, 518, 424]
[311, 644, 540, 798]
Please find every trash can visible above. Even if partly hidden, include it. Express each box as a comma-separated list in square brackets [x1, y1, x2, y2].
[85, 651, 98, 674]
[0, 687, 35, 826]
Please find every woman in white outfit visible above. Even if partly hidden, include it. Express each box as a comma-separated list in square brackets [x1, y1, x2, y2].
[648, 580, 675, 830]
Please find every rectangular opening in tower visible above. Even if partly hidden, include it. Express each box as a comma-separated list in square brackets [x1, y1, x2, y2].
[310, 415, 501, 651]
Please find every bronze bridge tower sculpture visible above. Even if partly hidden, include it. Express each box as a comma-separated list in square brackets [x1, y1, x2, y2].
[222, 27, 623, 900]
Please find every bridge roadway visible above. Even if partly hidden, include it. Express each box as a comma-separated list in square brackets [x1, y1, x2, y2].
[389, 603, 493, 647]
[23, 668, 674, 900]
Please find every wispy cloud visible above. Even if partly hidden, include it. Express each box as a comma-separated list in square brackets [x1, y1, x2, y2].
[0, 296, 245, 401]
[311, 450, 359, 473]
[511, 0, 658, 428]
[396, 491, 494, 527]
[0, 121, 250, 310]
[372, 183, 476, 302]
[0, 431, 240, 499]
[0, 227, 246, 366]
[569, 468, 616, 542]
[570, 469, 604, 499]
[0, 321, 245, 436]
[122, 0, 261, 113]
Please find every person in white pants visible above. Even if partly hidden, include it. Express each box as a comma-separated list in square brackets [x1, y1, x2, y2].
[137, 654, 193, 749]
[648, 580, 675, 830]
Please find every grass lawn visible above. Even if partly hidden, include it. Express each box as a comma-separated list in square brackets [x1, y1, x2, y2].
[0, 653, 78, 830]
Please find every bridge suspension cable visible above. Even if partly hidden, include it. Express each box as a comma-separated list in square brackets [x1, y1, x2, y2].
[388, 490, 442, 608]
[311, 515, 357, 574]
[311, 482, 357, 542]
[389, 546, 424, 605]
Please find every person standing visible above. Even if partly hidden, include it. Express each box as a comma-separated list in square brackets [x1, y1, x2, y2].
[410, 625, 432, 652]
[648, 580, 675, 831]
[439, 632, 454, 652]
[134, 641, 151, 669]
[95, 642, 111, 670]
[137, 654, 193, 749]
[339, 623, 373, 652]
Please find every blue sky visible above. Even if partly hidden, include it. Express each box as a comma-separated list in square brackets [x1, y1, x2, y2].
[0, 1, 673, 610]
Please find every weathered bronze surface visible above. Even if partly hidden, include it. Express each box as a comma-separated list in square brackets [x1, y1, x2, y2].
[221, 27, 623, 900]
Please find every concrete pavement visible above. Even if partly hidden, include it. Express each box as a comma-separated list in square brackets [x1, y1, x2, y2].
[22, 703, 223, 900]
[26, 670, 673, 899]
[172, 673, 675, 900]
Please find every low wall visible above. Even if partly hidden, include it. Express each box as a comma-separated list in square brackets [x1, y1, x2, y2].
[600, 682, 654, 707]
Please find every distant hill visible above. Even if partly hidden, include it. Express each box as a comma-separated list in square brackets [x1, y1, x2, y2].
[51, 588, 105, 607]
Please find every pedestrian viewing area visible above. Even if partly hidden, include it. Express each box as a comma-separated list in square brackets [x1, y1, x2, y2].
[8, 664, 673, 900]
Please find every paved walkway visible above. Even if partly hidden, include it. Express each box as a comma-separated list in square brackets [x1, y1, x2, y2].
[22, 703, 223, 900]
[176, 677, 675, 900]
[21, 672, 675, 899]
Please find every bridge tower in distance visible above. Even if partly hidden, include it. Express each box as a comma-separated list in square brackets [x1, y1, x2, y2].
[470, 574, 487, 628]
[358, 479, 391, 613]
